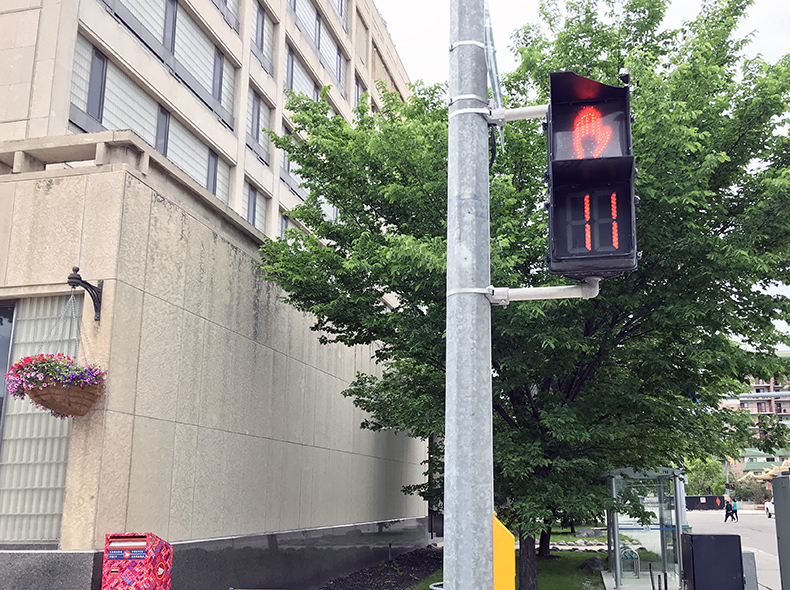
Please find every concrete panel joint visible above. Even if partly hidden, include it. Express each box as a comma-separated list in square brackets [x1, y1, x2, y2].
[12, 150, 46, 174]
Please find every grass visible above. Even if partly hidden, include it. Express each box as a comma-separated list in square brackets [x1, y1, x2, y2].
[408, 569, 443, 590]
[406, 551, 605, 590]
[535, 552, 606, 590]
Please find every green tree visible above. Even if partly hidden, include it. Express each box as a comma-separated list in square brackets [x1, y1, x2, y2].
[261, 1, 790, 587]
[732, 477, 770, 503]
[684, 457, 726, 496]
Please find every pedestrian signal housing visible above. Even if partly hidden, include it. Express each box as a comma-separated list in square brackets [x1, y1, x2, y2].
[546, 71, 637, 279]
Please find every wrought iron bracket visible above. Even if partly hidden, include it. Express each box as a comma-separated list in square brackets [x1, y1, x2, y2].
[67, 267, 103, 321]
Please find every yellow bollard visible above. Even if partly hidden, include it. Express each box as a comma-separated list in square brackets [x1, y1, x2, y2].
[493, 513, 516, 590]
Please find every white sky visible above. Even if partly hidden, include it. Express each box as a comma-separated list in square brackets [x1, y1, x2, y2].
[372, 0, 789, 86]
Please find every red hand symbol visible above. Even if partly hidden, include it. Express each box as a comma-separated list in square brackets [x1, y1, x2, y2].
[573, 107, 611, 159]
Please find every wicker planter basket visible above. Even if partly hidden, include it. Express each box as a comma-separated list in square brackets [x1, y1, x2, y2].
[26, 381, 104, 416]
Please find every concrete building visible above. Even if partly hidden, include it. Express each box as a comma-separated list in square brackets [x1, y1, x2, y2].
[0, 0, 426, 588]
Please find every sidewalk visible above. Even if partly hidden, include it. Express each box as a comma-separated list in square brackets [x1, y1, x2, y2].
[601, 570, 679, 590]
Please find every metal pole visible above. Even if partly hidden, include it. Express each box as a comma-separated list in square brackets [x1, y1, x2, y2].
[673, 475, 684, 587]
[611, 476, 622, 588]
[445, 0, 493, 588]
[658, 478, 668, 575]
[773, 475, 790, 589]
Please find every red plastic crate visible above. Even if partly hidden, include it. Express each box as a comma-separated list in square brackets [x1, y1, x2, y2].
[102, 532, 172, 590]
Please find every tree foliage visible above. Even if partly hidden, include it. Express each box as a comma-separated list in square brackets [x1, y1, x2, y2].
[684, 457, 726, 496]
[261, 0, 790, 587]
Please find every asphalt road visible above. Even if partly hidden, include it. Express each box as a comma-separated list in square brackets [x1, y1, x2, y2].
[686, 508, 780, 590]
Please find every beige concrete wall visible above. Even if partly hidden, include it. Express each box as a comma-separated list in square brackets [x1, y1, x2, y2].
[0, 139, 426, 551]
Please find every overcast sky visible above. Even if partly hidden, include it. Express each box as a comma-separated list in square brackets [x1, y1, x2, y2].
[372, 0, 789, 86]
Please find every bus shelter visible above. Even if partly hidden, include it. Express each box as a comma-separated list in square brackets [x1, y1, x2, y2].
[604, 468, 687, 589]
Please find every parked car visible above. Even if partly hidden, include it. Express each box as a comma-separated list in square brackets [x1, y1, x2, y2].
[766, 499, 775, 518]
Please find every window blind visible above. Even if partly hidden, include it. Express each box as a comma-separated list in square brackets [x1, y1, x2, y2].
[243, 182, 267, 232]
[168, 117, 210, 187]
[289, 51, 317, 99]
[70, 35, 92, 112]
[102, 61, 159, 146]
[174, 6, 216, 97]
[120, 0, 167, 43]
[319, 30, 339, 81]
[215, 158, 230, 203]
[294, 0, 317, 46]
[220, 56, 235, 114]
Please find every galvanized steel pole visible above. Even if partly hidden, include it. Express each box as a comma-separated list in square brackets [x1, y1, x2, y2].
[445, 0, 494, 587]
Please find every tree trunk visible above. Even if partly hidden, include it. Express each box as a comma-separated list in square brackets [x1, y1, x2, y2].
[570, 521, 576, 535]
[518, 529, 538, 590]
[538, 527, 552, 558]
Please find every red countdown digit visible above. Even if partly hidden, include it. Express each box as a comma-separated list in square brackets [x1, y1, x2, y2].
[584, 194, 591, 251]
[610, 192, 619, 249]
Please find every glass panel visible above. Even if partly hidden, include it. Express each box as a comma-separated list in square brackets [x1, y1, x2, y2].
[174, 5, 216, 94]
[168, 117, 210, 188]
[70, 35, 92, 112]
[291, 53, 315, 99]
[226, 0, 239, 20]
[247, 86, 256, 138]
[339, 53, 347, 94]
[254, 189, 266, 231]
[294, 0, 317, 46]
[242, 181, 251, 221]
[102, 61, 159, 146]
[262, 11, 274, 65]
[259, 100, 270, 135]
[319, 26, 339, 81]
[215, 157, 230, 204]
[0, 303, 13, 428]
[0, 295, 82, 543]
[119, 0, 167, 41]
[221, 57, 235, 114]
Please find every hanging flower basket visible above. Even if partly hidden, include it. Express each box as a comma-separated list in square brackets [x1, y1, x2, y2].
[4, 354, 106, 418]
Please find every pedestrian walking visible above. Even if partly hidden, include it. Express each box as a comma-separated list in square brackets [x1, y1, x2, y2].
[732, 499, 738, 522]
[724, 500, 733, 522]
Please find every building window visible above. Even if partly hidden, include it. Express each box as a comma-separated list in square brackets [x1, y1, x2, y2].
[280, 211, 298, 239]
[99, 0, 236, 129]
[328, 0, 348, 30]
[279, 126, 308, 200]
[0, 303, 13, 424]
[246, 86, 270, 164]
[285, 47, 320, 101]
[243, 182, 267, 233]
[757, 402, 769, 412]
[287, 0, 347, 96]
[70, 36, 161, 144]
[210, 0, 239, 32]
[0, 296, 82, 543]
[251, 2, 274, 75]
[354, 76, 366, 108]
[70, 36, 230, 203]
